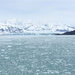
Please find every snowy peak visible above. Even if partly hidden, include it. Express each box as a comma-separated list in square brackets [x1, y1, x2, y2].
[0, 19, 75, 35]
[5, 19, 23, 25]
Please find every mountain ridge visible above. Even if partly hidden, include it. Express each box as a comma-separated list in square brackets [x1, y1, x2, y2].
[0, 19, 75, 35]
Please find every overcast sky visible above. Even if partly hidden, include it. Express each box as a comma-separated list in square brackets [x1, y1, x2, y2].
[0, 0, 75, 25]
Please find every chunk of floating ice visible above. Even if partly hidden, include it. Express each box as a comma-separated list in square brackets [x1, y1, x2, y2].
[1, 55, 4, 57]
[47, 70, 59, 74]
[7, 45, 12, 47]
[5, 57, 9, 59]
[1, 49, 5, 51]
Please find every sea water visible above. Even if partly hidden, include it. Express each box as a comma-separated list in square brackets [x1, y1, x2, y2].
[0, 35, 75, 75]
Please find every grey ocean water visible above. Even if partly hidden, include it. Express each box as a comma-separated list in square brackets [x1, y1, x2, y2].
[0, 35, 75, 75]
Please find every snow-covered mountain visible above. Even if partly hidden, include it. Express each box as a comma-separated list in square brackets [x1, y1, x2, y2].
[0, 19, 75, 35]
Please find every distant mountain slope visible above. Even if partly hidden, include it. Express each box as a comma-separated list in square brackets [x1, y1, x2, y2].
[0, 24, 23, 34]
[61, 30, 75, 35]
[0, 19, 75, 35]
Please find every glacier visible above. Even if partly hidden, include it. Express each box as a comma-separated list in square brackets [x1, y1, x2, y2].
[0, 19, 75, 35]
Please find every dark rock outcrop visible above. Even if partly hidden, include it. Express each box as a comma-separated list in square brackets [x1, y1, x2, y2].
[62, 30, 75, 35]
[56, 30, 75, 35]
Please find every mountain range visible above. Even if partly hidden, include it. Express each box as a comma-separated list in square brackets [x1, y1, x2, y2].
[0, 19, 75, 35]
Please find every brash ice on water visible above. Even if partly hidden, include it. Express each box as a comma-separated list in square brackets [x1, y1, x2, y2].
[0, 35, 75, 75]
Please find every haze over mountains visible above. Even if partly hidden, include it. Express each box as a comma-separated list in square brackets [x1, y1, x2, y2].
[0, 19, 75, 35]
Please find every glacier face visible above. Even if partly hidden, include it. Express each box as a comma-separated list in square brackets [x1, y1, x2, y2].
[0, 19, 75, 35]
